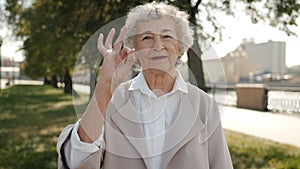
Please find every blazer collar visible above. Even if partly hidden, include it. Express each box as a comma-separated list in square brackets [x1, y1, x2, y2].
[110, 85, 204, 169]
[111, 94, 151, 169]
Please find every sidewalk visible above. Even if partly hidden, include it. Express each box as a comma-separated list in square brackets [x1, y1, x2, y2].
[220, 105, 300, 148]
[0, 79, 9, 90]
[0, 79, 43, 90]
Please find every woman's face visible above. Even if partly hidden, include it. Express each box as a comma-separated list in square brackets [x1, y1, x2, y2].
[134, 17, 181, 74]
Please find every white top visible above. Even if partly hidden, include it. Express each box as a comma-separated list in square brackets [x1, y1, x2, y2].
[67, 71, 188, 169]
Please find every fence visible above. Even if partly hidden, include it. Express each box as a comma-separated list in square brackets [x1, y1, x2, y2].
[210, 90, 300, 114]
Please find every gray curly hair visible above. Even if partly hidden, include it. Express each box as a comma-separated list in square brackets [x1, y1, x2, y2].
[124, 1, 194, 56]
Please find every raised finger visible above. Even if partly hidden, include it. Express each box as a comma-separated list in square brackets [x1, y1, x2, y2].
[113, 26, 128, 52]
[97, 33, 106, 55]
[105, 28, 115, 49]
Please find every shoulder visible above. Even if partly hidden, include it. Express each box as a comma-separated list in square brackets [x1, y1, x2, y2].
[186, 83, 213, 105]
[185, 83, 219, 122]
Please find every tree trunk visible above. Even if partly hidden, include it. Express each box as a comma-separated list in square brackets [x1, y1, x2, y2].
[43, 77, 51, 85]
[59, 76, 64, 88]
[188, 2, 207, 92]
[51, 75, 58, 88]
[64, 70, 72, 94]
[187, 47, 207, 92]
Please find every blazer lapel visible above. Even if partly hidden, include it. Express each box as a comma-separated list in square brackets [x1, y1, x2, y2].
[111, 96, 151, 169]
[109, 83, 204, 169]
[161, 93, 204, 169]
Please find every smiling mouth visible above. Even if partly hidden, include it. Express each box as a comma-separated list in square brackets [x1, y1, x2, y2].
[150, 56, 168, 61]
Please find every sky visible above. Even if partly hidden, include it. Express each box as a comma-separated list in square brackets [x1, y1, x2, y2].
[200, 9, 300, 68]
[1, 2, 300, 68]
[0, 27, 24, 61]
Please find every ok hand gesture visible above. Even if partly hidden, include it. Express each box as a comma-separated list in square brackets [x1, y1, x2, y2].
[97, 26, 135, 91]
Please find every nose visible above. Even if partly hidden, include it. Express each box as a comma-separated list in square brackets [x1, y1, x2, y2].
[153, 36, 165, 50]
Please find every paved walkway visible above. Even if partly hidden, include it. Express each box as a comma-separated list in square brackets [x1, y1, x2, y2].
[0, 79, 43, 90]
[220, 105, 300, 148]
[0, 79, 9, 90]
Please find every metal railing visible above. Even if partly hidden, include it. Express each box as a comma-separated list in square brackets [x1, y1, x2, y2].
[210, 90, 300, 114]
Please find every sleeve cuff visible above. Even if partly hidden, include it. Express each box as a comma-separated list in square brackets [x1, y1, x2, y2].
[70, 120, 105, 154]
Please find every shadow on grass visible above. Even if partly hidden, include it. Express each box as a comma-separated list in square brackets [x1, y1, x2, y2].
[0, 142, 57, 169]
[0, 85, 77, 169]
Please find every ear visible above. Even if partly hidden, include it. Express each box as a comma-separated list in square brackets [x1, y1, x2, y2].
[178, 42, 185, 56]
[176, 56, 182, 65]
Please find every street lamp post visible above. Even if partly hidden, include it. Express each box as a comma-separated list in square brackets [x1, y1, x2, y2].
[0, 37, 2, 92]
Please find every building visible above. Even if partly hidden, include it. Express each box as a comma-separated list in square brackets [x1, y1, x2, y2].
[203, 40, 287, 84]
[241, 40, 287, 76]
[203, 47, 254, 84]
[0, 57, 20, 81]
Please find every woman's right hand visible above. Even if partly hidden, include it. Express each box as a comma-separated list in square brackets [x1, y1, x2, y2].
[97, 26, 135, 91]
[78, 27, 135, 143]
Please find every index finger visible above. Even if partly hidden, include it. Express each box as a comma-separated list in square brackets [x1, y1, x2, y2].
[113, 26, 128, 52]
[105, 28, 116, 49]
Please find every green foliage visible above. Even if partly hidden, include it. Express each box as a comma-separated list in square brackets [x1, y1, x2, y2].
[3, 0, 149, 79]
[242, 0, 300, 36]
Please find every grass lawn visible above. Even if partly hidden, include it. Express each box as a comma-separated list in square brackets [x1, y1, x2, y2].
[0, 85, 299, 169]
[0, 85, 77, 169]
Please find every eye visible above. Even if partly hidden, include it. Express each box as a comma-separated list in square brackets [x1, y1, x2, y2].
[142, 35, 153, 41]
[163, 34, 173, 39]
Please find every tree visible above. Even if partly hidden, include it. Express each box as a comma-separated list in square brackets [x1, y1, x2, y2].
[4, 0, 300, 94]
[4, 0, 150, 94]
[5, 0, 102, 92]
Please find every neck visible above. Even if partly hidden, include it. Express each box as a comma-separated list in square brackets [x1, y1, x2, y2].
[142, 69, 177, 96]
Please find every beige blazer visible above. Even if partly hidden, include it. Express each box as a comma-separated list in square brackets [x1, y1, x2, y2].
[57, 81, 233, 169]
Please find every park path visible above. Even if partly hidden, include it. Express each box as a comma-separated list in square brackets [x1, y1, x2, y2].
[0, 79, 43, 90]
[220, 105, 300, 148]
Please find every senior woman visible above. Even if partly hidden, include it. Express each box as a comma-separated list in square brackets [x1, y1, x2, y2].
[57, 2, 232, 169]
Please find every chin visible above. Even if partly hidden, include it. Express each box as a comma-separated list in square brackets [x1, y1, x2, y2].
[143, 66, 176, 75]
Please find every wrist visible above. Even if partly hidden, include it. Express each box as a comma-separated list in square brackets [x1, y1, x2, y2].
[78, 123, 94, 143]
[96, 78, 112, 91]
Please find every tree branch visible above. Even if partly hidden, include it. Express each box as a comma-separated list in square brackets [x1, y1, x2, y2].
[194, 0, 202, 10]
